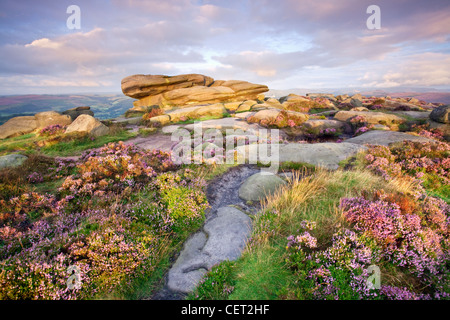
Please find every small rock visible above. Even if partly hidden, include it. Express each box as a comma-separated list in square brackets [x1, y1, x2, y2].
[35, 111, 72, 129]
[0, 154, 28, 169]
[429, 105, 449, 124]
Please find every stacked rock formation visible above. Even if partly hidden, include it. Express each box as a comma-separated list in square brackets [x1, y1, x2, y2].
[121, 73, 269, 115]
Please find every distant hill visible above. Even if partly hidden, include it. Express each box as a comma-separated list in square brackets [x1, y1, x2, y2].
[0, 94, 134, 125]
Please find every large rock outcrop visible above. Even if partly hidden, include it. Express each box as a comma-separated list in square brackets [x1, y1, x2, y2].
[121, 74, 214, 99]
[121, 73, 269, 114]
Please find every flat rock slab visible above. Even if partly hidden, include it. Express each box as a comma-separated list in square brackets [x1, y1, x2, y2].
[0, 153, 28, 169]
[393, 111, 431, 120]
[239, 172, 286, 201]
[111, 116, 142, 125]
[167, 206, 252, 293]
[235, 142, 366, 170]
[126, 133, 175, 153]
[345, 130, 434, 146]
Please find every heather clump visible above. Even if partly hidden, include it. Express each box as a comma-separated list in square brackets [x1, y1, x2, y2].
[363, 141, 449, 200]
[285, 222, 381, 300]
[61, 142, 178, 196]
[39, 124, 66, 137]
[0, 140, 209, 300]
[340, 196, 449, 278]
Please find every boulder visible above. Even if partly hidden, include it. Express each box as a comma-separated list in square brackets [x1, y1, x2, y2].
[239, 172, 286, 201]
[167, 206, 252, 293]
[121, 73, 214, 99]
[426, 119, 450, 141]
[233, 111, 256, 120]
[345, 130, 434, 146]
[166, 104, 227, 122]
[247, 109, 309, 128]
[0, 116, 37, 139]
[34, 111, 72, 129]
[65, 114, 110, 137]
[133, 86, 236, 109]
[306, 93, 335, 100]
[0, 153, 28, 169]
[350, 107, 369, 112]
[235, 142, 366, 170]
[384, 100, 423, 111]
[301, 119, 349, 133]
[394, 111, 431, 120]
[429, 105, 449, 124]
[265, 98, 282, 108]
[62, 106, 94, 120]
[148, 115, 171, 126]
[223, 101, 243, 112]
[236, 100, 257, 113]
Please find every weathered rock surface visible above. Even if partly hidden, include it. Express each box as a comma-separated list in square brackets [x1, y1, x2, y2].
[429, 105, 449, 124]
[65, 114, 109, 137]
[34, 111, 72, 129]
[247, 109, 309, 128]
[345, 130, 434, 146]
[334, 111, 405, 126]
[0, 116, 38, 139]
[126, 75, 269, 111]
[426, 119, 450, 141]
[121, 73, 214, 99]
[301, 119, 348, 132]
[165, 104, 227, 123]
[239, 172, 286, 201]
[183, 117, 263, 133]
[167, 206, 252, 293]
[62, 106, 94, 120]
[236, 142, 366, 170]
[235, 100, 257, 113]
[210, 80, 269, 100]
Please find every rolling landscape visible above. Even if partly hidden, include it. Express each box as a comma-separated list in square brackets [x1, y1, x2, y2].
[0, 94, 134, 125]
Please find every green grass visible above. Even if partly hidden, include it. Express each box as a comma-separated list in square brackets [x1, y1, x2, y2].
[0, 133, 45, 155]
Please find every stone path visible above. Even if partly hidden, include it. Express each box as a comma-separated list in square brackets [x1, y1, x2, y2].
[151, 165, 260, 299]
[167, 206, 252, 293]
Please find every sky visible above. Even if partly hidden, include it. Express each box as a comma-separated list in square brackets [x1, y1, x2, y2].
[0, 0, 449, 95]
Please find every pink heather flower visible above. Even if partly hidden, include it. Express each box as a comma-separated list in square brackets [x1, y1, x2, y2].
[287, 119, 296, 127]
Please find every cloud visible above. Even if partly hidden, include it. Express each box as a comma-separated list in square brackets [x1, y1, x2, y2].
[362, 53, 450, 88]
[0, 0, 449, 94]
